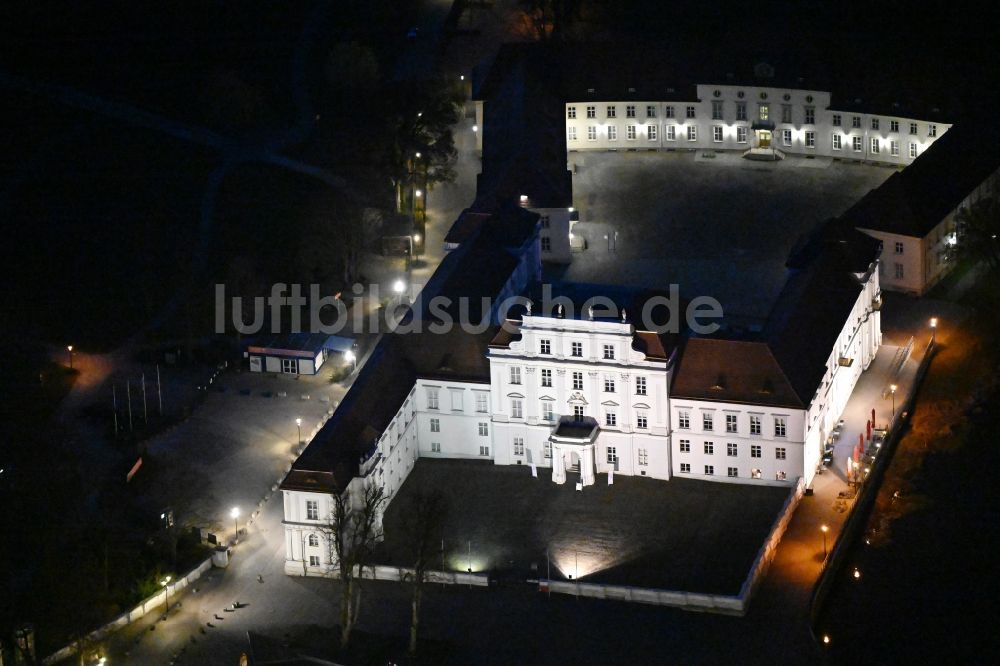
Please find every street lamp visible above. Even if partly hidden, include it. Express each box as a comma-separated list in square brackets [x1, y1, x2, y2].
[67, 345, 74, 369]
[820, 524, 829, 559]
[393, 279, 406, 303]
[231, 506, 240, 542]
[415, 151, 421, 159]
[160, 575, 172, 618]
[930, 317, 938, 343]
[889, 384, 897, 422]
[414, 189, 422, 198]
[296, 418, 302, 444]
[344, 350, 356, 373]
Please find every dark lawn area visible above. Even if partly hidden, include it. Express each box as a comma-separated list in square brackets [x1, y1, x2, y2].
[378, 458, 791, 595]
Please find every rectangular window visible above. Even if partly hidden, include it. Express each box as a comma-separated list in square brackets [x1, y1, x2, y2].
[607, 125, 618, 141]
[572, 372, 584, 390]
[636, 411, 648, 429]
[627, 125, 637, 140]
[603, 376, 615, 392]
[638, 448, 649, 465]
[751, 444, 762, 458]
[571, 341, 582, 357]
[782, 129, 792, 146]
[871, 137, 880, 154]
[728, 467, 738, 478]
[759, 104, 769, 120]
[567, 106, 576, 119]
[687, 125, 697, 141]
[737, 126, 747, 143]
[607, 105, 617, 118]
[775, 447, 786, 460]
[475, 393, 488, 413]
[890, 120, 899, 132]
[781, 104, 792, 123]
[430, 418, 440, 433]
[626, 104, 636, 118]
[511, 399, 523, 419]
[587, 125, 597, 141]
[479, 444, 490, 456]
[567, 127, 577, 141]
[478, 422, 489, 437]
[686, 105, 696, 119]
[648, 124, 657, 140]
[309, 555, 320, 567]
[909, 122, 918, 135]
[513, 437, 524, 456]
[540, 215, 550, 229]
[542, 401, 553, 421]
[586, 105, 596, 119]
[431, 442, 441, 452]
[665, 105, 675, 118]
[573, 405, 585, 419]
[853, 136, 863, 152]
[679, 439, 691, 453]
[704, 465, 714, 476]
[678, 411, 690, 429]
[832, 114, 842, 126]
[909, 142, 917, 158]
[895, 241, 904, 254]
[603, 344, 615, 360]
[751, 468, 762, 479]
[712, 100, 723, 120]
[427, 388, 439, 410]
[636, 376, 647, 395]
[544, 441, 552, 458]
[540, 339, 551, 354]
[607, 446, 618, 464]
[306, 500, 318, 520]
[704, 441, 714, 455]
[774, 416, 787, 437]
[871, 117, 880, 130]
[541, 237, 551, 253]
[894, 263, 904, 279]
[928, 124, 937, 137]
[703, 412, 714, 431]
[510, 366, 521, 384]
[281, 358, 297, 374]
[666, 125, 676, 141]
[727, 442, 738, 456]
[541, 368, 552, 387]
[647, 104, 657, 118]
[725, 414, 738, 433]
[605, 411, 617, 427]
[832, 134, 842, 150]
[451, 390, 463, 411]
[713, 125, 723, 142]
[805, 131, 815, 148]
[680, 463, 691, 473]
[852, 116, 861, 128]
[890, 140, 899, 156]
[736, 102, 747, 120]
[750, 415, 761, 435]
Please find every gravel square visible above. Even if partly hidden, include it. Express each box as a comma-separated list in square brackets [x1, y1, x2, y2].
[378, 458, 791, 595]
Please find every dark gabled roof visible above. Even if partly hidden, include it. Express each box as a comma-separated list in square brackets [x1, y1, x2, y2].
[843, 122, 1000, 238]
[444, 209, 492, 245]
[553, 416, 599, 440]
[670, 338, 803, 409]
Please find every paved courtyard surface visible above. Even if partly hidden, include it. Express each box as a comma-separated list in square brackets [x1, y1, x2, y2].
[378, 459, 790, 594]
[137, 368, 348, 534]
[560, 150, 894, 320]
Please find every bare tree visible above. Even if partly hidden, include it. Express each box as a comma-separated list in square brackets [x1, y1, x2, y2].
[401, 490, 448, 656]
[324, 481, 389, 650]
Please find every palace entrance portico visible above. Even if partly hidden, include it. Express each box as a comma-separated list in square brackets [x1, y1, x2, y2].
[550, 416, 599, 486]
[744, 119, 784, 161]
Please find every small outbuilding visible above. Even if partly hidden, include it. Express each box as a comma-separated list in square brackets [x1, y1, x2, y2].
[246, 334, 353, 375]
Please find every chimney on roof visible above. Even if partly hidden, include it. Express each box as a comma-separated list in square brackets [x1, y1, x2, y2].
[759, 379, 774, 395]
[710, 374, 727, 391]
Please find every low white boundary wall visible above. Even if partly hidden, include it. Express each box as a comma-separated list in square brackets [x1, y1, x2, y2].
[286, 562, 489, 588]
[540, 478, 805, 616]
[42, 558, 214, 665]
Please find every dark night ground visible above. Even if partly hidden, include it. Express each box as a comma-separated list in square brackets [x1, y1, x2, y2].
[379, 459, 791, 594]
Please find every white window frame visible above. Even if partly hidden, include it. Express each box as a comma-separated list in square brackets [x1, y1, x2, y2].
[511, 399, 523, 419]
[478, 422, 489, 437]
[306, 500, 318, 521]
[607, 125, 617, 141]
[427, 388, 439, 410]
[636, 376, 647, 395]
[510, 366, 521, 385]
[430, 417, 440, 433]
[541, 368, 552, 387]
[737, 126, 747, 144]
[648, 124, 657, 141]
[687, 125, 697, 141]
[832, 134, 842, 151]
[475, 392, 488, 413]
[587, 125, 597, 141]
[782, 129, 792, 146]
[567, 126, 577, 142]
[567, 106, 576, 119]
[805, 131, 815, 148]
[713, 125, 723, 142]
[666, 125, 676, 141]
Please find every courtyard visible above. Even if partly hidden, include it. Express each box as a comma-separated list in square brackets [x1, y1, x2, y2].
[559, 150, 895, 320]
[378, 458, 791, 595]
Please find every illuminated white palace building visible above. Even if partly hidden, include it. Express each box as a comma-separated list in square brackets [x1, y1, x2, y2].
[280, 202, 883, 575]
